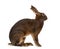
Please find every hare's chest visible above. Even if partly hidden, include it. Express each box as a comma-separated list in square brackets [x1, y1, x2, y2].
[33, 22, 43, 32]
[35, 21, 43, 28]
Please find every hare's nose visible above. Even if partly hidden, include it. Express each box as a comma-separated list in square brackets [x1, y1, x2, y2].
[45, 16, 48, 20]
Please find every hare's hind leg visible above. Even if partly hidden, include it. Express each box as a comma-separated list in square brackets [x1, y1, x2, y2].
[10, 37, 26, 46]
[19, 37, 33, 46]
[9, 30, 25, 46]
[11, 35, 33, 46]
[13, 35, 33, 46]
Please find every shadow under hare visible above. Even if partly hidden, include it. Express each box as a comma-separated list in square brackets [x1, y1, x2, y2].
[9, 5, 47, 47]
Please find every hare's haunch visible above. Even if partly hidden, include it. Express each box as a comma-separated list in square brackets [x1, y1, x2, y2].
[9, 5, 47, 47]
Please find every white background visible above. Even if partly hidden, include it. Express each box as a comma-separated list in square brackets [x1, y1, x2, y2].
[0, 0, 60, 49]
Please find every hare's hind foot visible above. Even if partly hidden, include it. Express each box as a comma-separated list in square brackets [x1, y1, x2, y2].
[8, 43, 33, 46]
[15, 43, 33, 46]
[22, 43, 33, 46]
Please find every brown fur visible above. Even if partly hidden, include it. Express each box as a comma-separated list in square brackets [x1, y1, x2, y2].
[9, 5, 47, 47]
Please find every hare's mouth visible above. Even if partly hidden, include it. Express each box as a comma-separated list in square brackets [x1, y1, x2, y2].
[44, 17, 48, 21]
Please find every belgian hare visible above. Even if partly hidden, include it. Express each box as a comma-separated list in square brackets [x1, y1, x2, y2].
[9, 5, 47, 47]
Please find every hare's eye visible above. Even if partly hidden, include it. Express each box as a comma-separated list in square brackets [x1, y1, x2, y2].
[42, 13, 44, 16]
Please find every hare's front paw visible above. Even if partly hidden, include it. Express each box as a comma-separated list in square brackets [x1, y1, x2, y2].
[37, 44, 42, 47]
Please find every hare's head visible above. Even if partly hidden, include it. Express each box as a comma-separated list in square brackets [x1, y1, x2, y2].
[31, 5, 47, 21]
[36, 12, 47, 21]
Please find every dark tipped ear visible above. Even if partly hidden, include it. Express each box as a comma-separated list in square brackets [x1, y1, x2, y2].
[30, 5, 39, 14]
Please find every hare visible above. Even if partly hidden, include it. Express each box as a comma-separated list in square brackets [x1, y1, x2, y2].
[9, 5, 47, 47]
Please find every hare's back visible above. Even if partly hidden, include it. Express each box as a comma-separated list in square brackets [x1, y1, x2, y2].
[10, 19, 35, 32]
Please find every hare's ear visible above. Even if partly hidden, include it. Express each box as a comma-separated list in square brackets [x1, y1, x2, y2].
[30, 5, 41, 16]
[31, 5, 39, 14]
